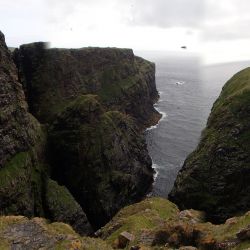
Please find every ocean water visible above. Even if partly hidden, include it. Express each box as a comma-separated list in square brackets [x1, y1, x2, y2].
[137, 51, 250, 197]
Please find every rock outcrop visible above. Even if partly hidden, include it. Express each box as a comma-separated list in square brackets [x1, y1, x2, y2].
[0, 198, 250, 249]
[49, 95, 153, 229]
[0, 30, 45, 217]
[0, 216, 111, 250]
[0, 31, 92, 235]
[98, 197, 250, 250]
[13, 42, 159, 229]
[169, 68, 250, 223]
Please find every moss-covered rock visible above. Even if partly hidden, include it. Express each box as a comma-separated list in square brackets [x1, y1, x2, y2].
[0, 31, 47, 217]
[99, 197, 250, 250]
[0, 216, 112, 250]
[49, 95, 154, 229]
[13, 41, 160, 230]
[169, 67, 250, 223]
[14, 43, 160, 128]
[45, 179, 93, 235]
[0, 31, 92, 235]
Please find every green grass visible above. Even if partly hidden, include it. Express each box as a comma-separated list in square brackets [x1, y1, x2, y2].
[0, 152, 29, 188]
[102, 198, 179, 245]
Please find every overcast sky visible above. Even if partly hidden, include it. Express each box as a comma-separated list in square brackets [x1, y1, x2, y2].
[1, 0, 250, 64]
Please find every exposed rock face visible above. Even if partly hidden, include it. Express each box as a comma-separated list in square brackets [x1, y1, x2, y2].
[14, 43, 160, 128]
[0, 31, 92, 235]
[0, 31, 40, 168]
[13, 42, 158, 229]
[169, 68, 250, 223]
[45, 179, 93, 235]
[49, 95, 153, 229]
[0, 31, 45, 216]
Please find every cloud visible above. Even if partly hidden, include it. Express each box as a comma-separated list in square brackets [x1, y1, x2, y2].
[203, 0, 250, 41]
[203, 18, 250, 41]
[128, 0, 205, 28]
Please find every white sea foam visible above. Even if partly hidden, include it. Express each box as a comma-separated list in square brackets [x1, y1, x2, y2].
[175, 80, 185, 85]
[155, 107, 167, 120]
[146, 104, 168, 131]
[152, 163, 159, 181]
[146, 124, 158, 131]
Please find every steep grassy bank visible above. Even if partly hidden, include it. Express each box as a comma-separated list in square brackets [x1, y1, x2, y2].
[170, 67, 250, 223]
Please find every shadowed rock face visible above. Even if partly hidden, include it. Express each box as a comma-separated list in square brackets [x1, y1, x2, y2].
[49, 95, 153, 229]
[0, 31, 92, 235]
[13, 42, 159, 229]
[169, 67, 250, 223]
[14, 43, 160, 128]
[0, 31, 40, 168]
[0, 31, 44, 217]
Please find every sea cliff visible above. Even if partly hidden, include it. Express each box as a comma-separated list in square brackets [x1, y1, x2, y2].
[0, 30, 160, 232]
[169, 67, 250, 223]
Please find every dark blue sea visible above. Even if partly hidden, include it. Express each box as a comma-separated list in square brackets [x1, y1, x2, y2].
[136, 51, 250, 197]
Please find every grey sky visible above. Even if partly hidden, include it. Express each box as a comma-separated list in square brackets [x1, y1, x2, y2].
[0, 0, 250, 63]
[129, 0, 204, 28]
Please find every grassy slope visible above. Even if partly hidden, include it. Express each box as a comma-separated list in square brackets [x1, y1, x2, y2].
[169, 67, 250, 222]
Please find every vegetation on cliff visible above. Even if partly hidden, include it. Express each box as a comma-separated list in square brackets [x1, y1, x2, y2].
[14, 43, 160, 128]
[1, 30, 159, 232]
[49, 95, 153, 229]
[98, 198, 250, 249]
[0, 31, 92, 235]
[0, 198, 249, 249]
[169, 67, 250, 223]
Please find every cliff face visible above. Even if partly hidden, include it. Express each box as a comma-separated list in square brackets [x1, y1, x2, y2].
[49, 95, 153, 229]
[0, 31, 92, 235]
[169, 68, 250, 223]
[0, 31, 45, 216]
[12, 41, 159, 229]
[14, 43, 160, 128]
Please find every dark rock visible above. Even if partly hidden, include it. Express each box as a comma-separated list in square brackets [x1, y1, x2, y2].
[1, 31, 159, 232]
[13, 42, 158, 229]
[0, 30, 45, 217]
[14, 43, 160, 129]
[45, 179, 93, 235]
[0, 31, 92, 235]
[49, 95, 154, 229]
[236, 225, 250, 240]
